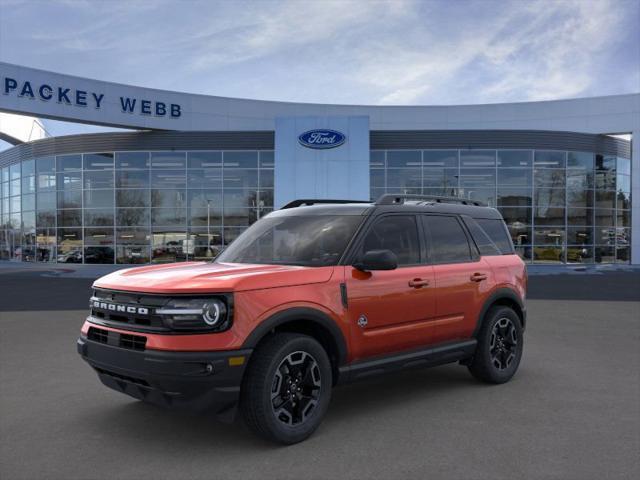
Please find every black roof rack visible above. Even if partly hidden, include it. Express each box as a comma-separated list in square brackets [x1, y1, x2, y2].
[375, 194, 486, 207]
[281, 199, 372, 209]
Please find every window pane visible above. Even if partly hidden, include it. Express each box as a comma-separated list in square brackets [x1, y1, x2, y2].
[83, 153, 114, 170]
[37, 192, 56, 211]
[36, 210, 55, 228]
[116, 227, 150, 245]
[84, 190, 114, 209]
[498, 151, 532, 168]
[567, 208, 593, 226]
[117, 208, 150, 226]
[223, 169, 258, 188]
[424, 215, 471, 263]
[57, 171, 82, 190]
[37, 174, 55, 191]
[150, 152, 186, 169]
[84, 208, 114, 226]
[498, 188, 532, 207]
[458, 169, 495, 187]
[116, 170, 149, 188]
[57, 154, 82, 171]
[595, 209, 615, 227]
[151, 170, 186, 188]
[567, 151, 593, 169]
[259, 151, 275, 168]
[115, 152, 149, 169]
[224, 151, 258, 168]
[187, 151, 222, 169]
[534, 206, 565, 225]
[259, 170, 274, 189]
[36, 157, 55, 174]
[566, 189, 593, 208]
[595, 227, 616, 244]
[188, 228, 223, 260]
[386, 151, 421, 168]
[535, 151, 566, 168]
[21, 193, 35, 211]
[84, 246, 114, 264]
[422, 168, 457, 190]
[595, 246, 615, 264]
[423, 150, 457, 168]
[387, 169, 421, 188]
[498, 169, 531, 186]
[596, 155, 616, 172]
[188, 168, 222, 188]
[116, 246, 150, 264]
[533, 246, 564, 263]
[151, 189, 186, 208]
[534, 227, 565, 245]
[57, 190, 82, 209]
[460, 151, 495, 167]
[616, 157, 630, 176]
[459, 188, 496, 206]
[567, 246, 593, 264]
[84, 170, 114, 189]
[21, 159, 35, 176]
[117, 189, 150, 208]
[534, 169, 565, 187]
[567, 227, 593, 244]
[85, 227, 114, 245]
[370, 151, 385, 168]
[151, 208, 187, 226]
[224, 189, 258, 208]
[57, 209, 82, 227]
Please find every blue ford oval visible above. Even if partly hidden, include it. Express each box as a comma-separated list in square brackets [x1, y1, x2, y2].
[298, 129, 346, 149]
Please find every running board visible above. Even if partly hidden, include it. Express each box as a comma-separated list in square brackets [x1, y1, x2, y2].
[337, 339, 477, 384]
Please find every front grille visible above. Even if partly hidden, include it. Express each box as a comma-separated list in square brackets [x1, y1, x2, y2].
[87, 326, 147, 351]
[90, 289, 170, 332]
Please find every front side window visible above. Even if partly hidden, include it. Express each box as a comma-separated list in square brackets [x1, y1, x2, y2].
[216, 215, 362, 267]
[359, 215, 420, 266]
[423, 215, 472, 263]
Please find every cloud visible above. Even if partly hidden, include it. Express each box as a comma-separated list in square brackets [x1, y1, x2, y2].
[0, 0, 637, 106]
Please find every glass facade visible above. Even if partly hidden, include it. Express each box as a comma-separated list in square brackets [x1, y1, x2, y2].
[0, 147, 631, 265]
[0, 150, 274, 264]
[370, 150, 631, 264]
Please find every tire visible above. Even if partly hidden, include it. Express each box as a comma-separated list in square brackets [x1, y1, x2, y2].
[240, 333, 332, 444]
[468, 306, 523, 384]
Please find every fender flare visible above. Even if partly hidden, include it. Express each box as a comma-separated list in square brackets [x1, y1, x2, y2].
[242, 307, 348, 366]
[473, 287, 526, 337]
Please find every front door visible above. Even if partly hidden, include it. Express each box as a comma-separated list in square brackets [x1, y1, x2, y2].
[345, 214, 435, 360]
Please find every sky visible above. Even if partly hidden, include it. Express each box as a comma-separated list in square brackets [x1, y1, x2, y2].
[0, 0, 638, 142]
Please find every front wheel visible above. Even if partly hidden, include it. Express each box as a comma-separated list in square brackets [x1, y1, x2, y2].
[240, 333, 332, 444]
[468, 306, 523, 384]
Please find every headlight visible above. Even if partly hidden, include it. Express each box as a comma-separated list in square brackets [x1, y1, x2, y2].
[156, 297, 231, 332]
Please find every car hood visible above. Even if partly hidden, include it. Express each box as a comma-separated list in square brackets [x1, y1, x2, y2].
[93, 262, 336, 294]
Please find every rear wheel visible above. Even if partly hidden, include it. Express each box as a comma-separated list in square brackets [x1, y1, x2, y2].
[240, 333, 332, 444]
[468, 306, 523, 384]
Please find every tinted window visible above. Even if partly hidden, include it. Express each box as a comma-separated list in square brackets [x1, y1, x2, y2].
[462, 217, 501, 256]
[476, 218, 514, 254]
[360, 215, 420, 265]
[424, 215, 471, 263]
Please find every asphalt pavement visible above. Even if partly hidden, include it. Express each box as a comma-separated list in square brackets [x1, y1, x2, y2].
[0, 269, 639, 479]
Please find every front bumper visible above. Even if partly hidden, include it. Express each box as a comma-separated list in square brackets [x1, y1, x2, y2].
[77, 335, 252, 418]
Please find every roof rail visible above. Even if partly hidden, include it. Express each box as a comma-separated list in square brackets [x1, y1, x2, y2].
[375, 194, 486, 207]
[281, 199, 372, 209]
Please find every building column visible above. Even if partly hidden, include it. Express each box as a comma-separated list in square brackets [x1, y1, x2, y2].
[632, 129, 639, 265]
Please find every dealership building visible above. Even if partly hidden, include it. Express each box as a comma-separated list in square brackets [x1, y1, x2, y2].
[0, 62, 638, 265]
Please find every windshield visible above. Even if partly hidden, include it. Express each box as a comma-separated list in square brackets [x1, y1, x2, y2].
[216, 215, 363, 266]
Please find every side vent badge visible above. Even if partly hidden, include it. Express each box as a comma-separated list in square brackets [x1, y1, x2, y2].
[357, 314, 368, 328]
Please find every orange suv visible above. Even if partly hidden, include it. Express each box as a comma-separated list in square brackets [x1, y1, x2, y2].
[78, 194, 527, 444]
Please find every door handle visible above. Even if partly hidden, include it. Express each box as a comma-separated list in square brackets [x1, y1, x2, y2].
[470, 272, 488, 282]
[408, 278, 430, 288]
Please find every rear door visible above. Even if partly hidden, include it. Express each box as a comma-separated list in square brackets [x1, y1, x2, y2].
[422, 214, 492, 343]
[345, 214, 436, 360]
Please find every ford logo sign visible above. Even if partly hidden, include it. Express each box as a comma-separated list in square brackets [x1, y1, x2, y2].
[298, 129, 346, 149]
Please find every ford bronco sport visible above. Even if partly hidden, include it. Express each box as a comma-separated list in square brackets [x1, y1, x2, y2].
[78, 194, 527, 444]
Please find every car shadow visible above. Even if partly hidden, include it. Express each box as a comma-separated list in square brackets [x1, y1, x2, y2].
[78, 364, 485, 450]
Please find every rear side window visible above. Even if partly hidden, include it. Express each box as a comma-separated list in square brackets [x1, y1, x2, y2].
[475, 218, 514, 254]
[462, 217, 502, 256]
[360, 215, 420, 266]
[423, 215, 472, 264]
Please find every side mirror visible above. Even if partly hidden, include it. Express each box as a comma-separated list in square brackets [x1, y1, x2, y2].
[353, 249, 398, 271]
